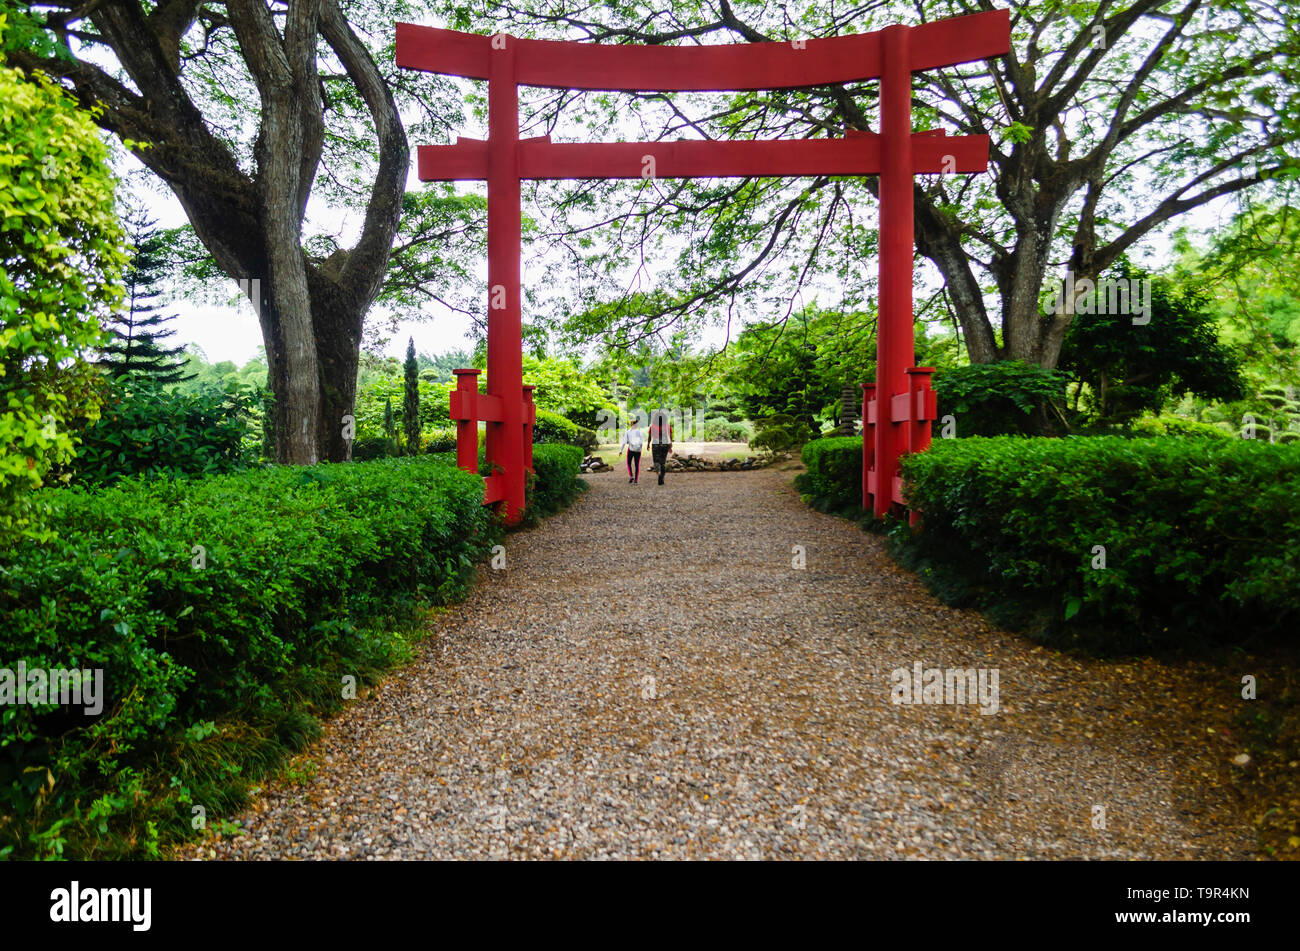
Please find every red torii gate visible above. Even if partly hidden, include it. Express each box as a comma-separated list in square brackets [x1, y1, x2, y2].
[395, 10, 1010, 524]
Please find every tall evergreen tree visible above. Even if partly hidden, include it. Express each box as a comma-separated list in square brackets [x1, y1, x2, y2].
[403, 336, 420, 455]
[98, 207, 191, 384]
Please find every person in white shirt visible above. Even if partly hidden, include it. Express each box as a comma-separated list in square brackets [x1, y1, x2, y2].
[620, 419, 644, 483]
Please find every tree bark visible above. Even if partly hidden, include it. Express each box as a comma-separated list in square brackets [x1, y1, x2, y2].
[16, 0, 409, 464]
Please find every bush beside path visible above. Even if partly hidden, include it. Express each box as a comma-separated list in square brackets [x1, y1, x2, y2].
[183, 468, 1255, 859]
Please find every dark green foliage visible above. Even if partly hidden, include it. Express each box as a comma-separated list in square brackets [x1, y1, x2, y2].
[724, 309, 853, 433]
[66, 379, 255, 485]
[525, 443, 586, 522]
[352, 435, 400, 460]
[96, 207, 191, 385]
[750, 413, 814, 454]
[794, 437, 863, 516]
[1059, 267, 1246, 426]
[0, 456, 499, 858]
[894, 437, 1300, 652]
[932, 361, 1069, 436]
[403, 336, 420, 455]
[533, 407, 597, 451]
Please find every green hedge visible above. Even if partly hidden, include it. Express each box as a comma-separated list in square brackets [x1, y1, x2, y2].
[526, 443, 586, 521]
[894, 436, 1300, 651]
[1128, 415, 1234, 440]
[352, 435, 400, 460]
[67, 381, 257, 485]
[534, 408, 597, 451]
[794, 437, 863, 516]
[0, 456, 499, 858]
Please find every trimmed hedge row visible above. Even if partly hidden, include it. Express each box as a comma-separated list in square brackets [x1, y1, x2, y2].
[895, 436, 1300, 651]
[794, 436, 863, 515]
[0, 455, 500, 858]
[527, 443, 586, 521]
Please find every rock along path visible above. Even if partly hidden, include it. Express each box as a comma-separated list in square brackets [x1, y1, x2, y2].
[186, 467, 1255, 859]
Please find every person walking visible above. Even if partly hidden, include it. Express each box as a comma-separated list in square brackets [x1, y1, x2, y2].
[648, 408, 673, 485]
[620, 417, 644, 483]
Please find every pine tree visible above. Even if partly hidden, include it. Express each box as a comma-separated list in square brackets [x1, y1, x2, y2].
[98, 207, 191, 383]
[383, 395, 396, 440]
[403, 336, 421, 455]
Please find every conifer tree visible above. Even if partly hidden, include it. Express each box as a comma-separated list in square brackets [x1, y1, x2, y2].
[403, 336, 420, 455]
[98, 207, 191, 384]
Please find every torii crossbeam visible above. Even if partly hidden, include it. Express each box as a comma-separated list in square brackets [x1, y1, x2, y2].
[396, 10, 1011, 523]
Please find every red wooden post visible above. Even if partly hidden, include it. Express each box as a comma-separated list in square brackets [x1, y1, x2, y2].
[904, 367, 936, 528]
[861, 382, 876, 513]
[905, 367, 936, 455]
[874, 23, 913, 519]
[486, 39, 526, 525]
[450, 368, 481, 474]
[522, 384, 536, 473]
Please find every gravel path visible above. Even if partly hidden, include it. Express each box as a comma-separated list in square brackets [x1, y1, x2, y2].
[184, 467, 1256, 860]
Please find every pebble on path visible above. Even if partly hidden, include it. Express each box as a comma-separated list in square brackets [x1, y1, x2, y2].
[179, 468, 1256, 860]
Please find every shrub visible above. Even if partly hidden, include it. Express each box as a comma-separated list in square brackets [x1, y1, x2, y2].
[1, 47, 126, 540]
[422, 427, 458, 454]
[794, 437, 863, 515]
[700, 416, 752, 442]
[894, 436, 1300, 652]
[0, 456, 499, 858]
[526, 443, 586, 521]
[932, 361, 1068, 436]
[352, 435, 400, 460]
[1128, 415, 1234, 440]
[534, 407, 596, 451]
[353, 377, 451, 442]
[750, 413, 813, 454]
[64, 379, 256, 485]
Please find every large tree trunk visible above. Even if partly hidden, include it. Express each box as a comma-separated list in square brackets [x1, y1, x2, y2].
[17, 0, 409, 465]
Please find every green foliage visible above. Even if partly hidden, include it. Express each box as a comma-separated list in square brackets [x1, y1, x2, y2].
[933, 361, 1068, 436]
[525, 442, 586, 522]
[1175, 203, 1300, 393]
[0, 455, 500, 858]
[1059, 267, 1246, 426]
[414, 348, 473, 385]
[523, 355, 616, 429]
[352, 435, 400, 460]
[63, 379, 256, 485]
[0, 43, 126, 540]
[1128, 415, 1234, 440]
[354, 376, 451, 444]
[749, 413, 814, 454]
[534, 407, 597, 451]
[699, 416, 751, 442]
[97, 205, 191, 385]
[402, 337, 420, 455]
[172, 347, 267, 396]
[723, 308, 854, 432]
[894, 436, 1300, 652]
[794, 436, 862, 516]
[421, 427, 459, 454]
